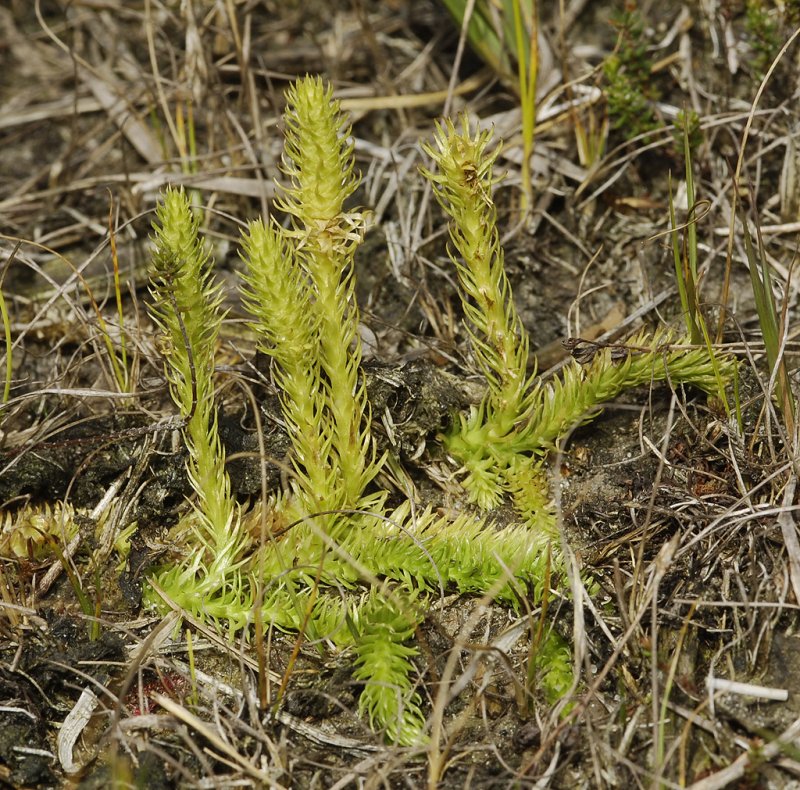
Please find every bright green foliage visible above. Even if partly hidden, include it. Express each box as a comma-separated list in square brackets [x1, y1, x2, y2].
[270, 76, 375, 508]
[423, 116, 535, 512]
[278, 77, 358, 232]
[447, 330, 734, 517]
[535, 630, 573, 702]
[240, 220, 335, 516]
[149, 188, 232, 535]
[342, 502, 553, 603]
[523, 328, 733, 447]
[147, 187, 251, 632]
[423, 118, 534, 424]
[241, 77, 380, 534]
[421, 120, 737, 515]
[147, 78, 736, 747]
[351, 591, 426, 746]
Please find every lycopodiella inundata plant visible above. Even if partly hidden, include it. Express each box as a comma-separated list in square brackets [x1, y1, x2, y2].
[146, 187, 251, 631]
[421, 119, 541, 515]
[146, 77, 735, 746]
[421, 117, 736, 518]
[241, 77, 379, 522]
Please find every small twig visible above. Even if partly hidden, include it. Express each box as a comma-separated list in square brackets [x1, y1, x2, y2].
[687, 717, 800, 790]
[152, 693, 283, 786]
[777, 476, 800, 605]
[705, 677, 788, 702]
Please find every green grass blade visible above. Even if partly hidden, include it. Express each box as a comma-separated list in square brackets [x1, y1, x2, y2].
[737, 200, 795, 433]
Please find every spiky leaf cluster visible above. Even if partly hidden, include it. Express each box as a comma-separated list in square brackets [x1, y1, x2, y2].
[278, 77, 358, 235]
[422, 116, 535, 434]
[522, 327, 735, 451]
[351, 591, 426, 746]
[1, 502, 78, 560]
[242, 76, 375, 515]
[147, 187, 248, 629]
[144, 83, 736, 749]
[447, 327, 738, 510]
[535, 631, 574, 703]
[248, 499, 555, 616]
[421, 119, 737, 513]
[238, 78, 434, 742]
[240, 221, 335, 515]
[149, 188, 232, 536]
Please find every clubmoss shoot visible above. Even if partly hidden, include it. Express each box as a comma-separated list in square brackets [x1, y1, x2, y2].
[143, 76, 736, 745]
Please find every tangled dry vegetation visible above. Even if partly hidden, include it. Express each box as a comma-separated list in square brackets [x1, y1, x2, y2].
[0, 1, 799, 788]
